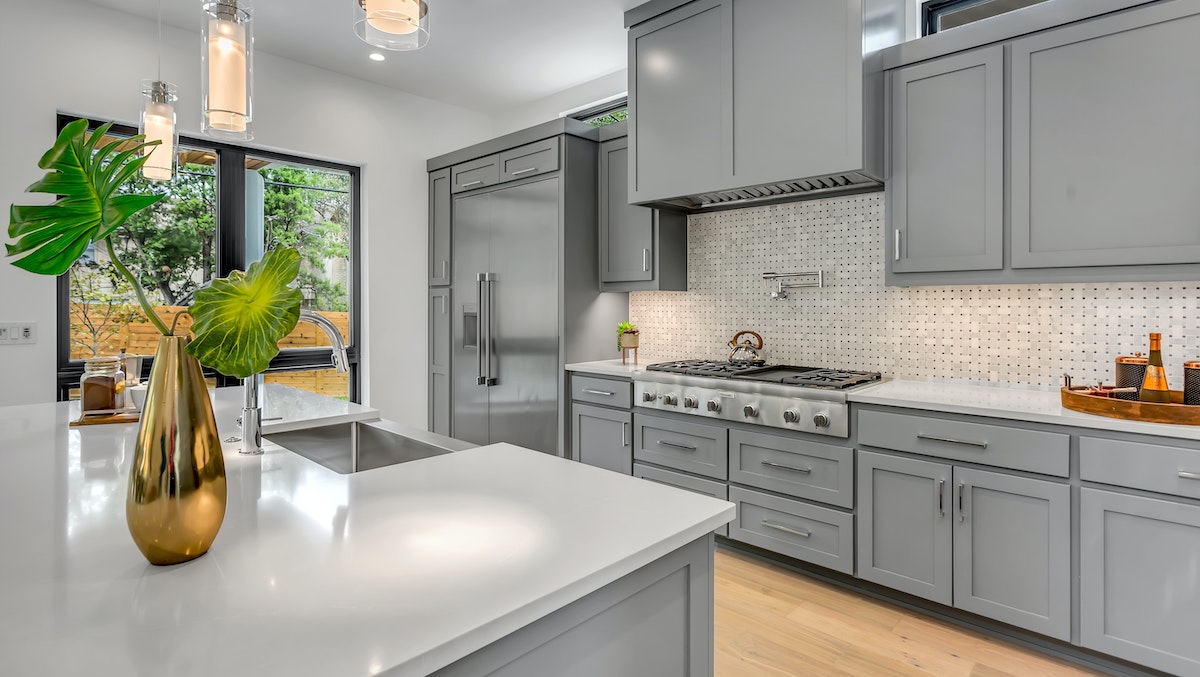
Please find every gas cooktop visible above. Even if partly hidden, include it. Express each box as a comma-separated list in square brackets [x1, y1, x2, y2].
[646, 360, 881, 390]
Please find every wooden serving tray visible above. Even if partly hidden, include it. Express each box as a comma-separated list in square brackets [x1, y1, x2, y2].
[1060, 388, 1200, 426]
[70, 410, 141, 427]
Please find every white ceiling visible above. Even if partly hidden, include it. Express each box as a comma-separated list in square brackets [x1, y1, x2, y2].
[80, 0, 642, 112]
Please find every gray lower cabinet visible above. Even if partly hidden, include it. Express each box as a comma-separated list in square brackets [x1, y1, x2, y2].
[1011, 2, 1200, 269]
[857, 450, 1069, 638]
[729, 486, 854, 575]
[888, 45, 1002, 276]
[428, 288, 451, 436]
[573, 403, 632, 475]
[633, 413, 728, 480]
[1080, 488, 1200, 675]
[598, 133, 686, 292]
[429, 168, 451, 286]
[728, 429, 854, 509]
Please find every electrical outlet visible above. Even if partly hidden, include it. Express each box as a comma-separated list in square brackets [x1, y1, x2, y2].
[15, 322, 35, 344]
[0, 326, 8, 342]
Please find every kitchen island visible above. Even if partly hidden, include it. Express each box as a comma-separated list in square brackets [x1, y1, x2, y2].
[0, 387, 734, 676]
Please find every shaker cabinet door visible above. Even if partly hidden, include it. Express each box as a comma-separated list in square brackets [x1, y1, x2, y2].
[429, 168, 452, 286]
[573, 403, 632, 475]
[599, 137, 655, 283]
[428, 287, 451, 436]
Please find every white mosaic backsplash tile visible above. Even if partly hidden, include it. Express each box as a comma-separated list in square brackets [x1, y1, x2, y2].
[629, 192, 1200, 387]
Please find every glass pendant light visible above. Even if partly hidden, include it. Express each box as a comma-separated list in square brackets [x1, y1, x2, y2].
[140, 0, 177, 181]
[354, 0, 429, 51]
[202, 0, 254, 141]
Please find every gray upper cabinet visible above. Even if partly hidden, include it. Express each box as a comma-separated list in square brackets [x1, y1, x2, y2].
[889, 46, 1003, 275]
[628, 0, 728, 203]
[1080, 488, 1200, 675]
[429, 168, 451, 286]
[450, 155, 501, 194]
[1011, 4, 1200, 269]
[499, 138, 560, 182]
[429, 287, 451, 436]
[598, 134, 686, 291]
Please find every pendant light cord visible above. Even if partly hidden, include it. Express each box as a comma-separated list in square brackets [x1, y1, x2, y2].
[156, 0, 162, 81]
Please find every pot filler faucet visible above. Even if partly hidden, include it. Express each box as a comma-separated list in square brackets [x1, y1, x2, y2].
[236, 309, 349, 455]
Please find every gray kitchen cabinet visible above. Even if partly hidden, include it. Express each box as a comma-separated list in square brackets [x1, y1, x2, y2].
[450, 155, 501, 194]
[857, 450, 954, 605]
[728, 429, 854, 509]
[634, 412, 729, 481]
[729, 486, 855, 575]
[627, 0, 728, 204]
[888, 46, 1002, 276]
[598, 133, 686, 292]
[429, 287, 451, 436]
[953, 467, 1070, 641]
[1080, 488, 1200, 675]
[429, 167, 451, 286]
[498, 138, 559, 182]
[573, 403, 633, 475]
[1011, 3, 1200, 269]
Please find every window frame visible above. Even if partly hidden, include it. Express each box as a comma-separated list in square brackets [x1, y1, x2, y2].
[921, 0, 1051, 36]
[54, 114, 362, 402]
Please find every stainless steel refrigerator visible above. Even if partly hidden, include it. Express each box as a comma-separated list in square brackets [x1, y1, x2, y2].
[450, 160, 626, 455]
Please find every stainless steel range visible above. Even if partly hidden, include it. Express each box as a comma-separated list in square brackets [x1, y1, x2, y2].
[633, 360, 882, 438]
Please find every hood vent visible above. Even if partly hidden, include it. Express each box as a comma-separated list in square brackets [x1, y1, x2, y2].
[655, 171, 882, 212]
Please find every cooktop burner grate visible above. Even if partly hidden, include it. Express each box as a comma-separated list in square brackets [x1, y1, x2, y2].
[646, 360, 772, 377]
[646, 361, 881, 389]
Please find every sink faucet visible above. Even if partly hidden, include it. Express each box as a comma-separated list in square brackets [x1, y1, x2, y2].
[238, 309, 350, 455]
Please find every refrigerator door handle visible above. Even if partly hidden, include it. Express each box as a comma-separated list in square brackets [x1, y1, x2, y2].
[476, 274, 487, 386]
[485, 273, 498, 386]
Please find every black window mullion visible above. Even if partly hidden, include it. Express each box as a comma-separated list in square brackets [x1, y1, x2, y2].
[217, 148, 247, 278]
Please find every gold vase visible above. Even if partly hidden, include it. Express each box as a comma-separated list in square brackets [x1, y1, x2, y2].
[126, 335, 226, 565]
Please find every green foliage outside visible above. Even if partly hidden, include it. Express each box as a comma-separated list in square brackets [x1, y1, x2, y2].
[69, 261, 145, 357]
[585, 108, 629, 127]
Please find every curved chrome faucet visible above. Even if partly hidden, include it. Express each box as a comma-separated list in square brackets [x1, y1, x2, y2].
[238, 309, 350, 455]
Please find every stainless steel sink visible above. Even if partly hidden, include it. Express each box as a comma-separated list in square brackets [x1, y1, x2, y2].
[264, 420, 456, 474]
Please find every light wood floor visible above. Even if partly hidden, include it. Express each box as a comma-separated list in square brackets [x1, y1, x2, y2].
[714, 548, 1107, 677]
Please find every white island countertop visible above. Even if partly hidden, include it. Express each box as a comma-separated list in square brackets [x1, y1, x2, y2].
[850, 379, 1200, 442]
[0, 387, 733, 676]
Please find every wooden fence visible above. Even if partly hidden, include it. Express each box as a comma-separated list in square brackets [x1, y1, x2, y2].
[70, 305, 350, 398]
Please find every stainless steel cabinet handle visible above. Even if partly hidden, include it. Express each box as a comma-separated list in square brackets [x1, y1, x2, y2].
[476, 275, 487, 386]
[761, 460, 812, 474]
[622, 422, 629, 447]
[657, 439, 697, 451]
[441, 260, 448, 280]
[958, 482, 966, 522]
[581, 389, 615, 397]
[1179, 470, 1200, 480]
[937, 479, 945, 517]
[461, 179, 484, 188]
[894, 230, 901, 261]
[510, 167, 538, 176]
[761, 520, 811, 538]
[642, 248, 650, 272]
[917, 433, 988, 449]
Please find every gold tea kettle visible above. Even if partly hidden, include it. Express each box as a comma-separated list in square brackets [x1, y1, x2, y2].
[727, 330, 765, 363]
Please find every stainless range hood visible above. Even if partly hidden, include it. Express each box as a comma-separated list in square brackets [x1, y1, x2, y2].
[626, 0, 907, 213]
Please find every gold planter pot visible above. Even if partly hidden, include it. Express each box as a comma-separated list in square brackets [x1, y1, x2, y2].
[126, 335, 226, 565]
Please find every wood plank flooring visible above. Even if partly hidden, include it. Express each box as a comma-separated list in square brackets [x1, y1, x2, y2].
[714, 548, 1106, 677]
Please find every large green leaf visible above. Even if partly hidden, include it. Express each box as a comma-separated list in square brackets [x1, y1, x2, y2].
[186, 247, 303, 379]
[6, 119, 164, 276]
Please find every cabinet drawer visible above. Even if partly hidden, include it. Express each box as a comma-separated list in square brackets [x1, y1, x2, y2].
[634, 413, 728, 480]
[729, 430, 854, 508]
[499, 138, 559, 181]
[451, 155, 500, 193]
[858, 409, 1068, 477]
[728, 486, 854, 574]
[635, 463, 729, 536]
[571, 374, 632, 409]
[1080, 436, 1200, 500]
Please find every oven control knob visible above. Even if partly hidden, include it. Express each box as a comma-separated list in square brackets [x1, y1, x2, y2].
[642, 391, 656, 403]
[743, 404, 759, 418]
[706, 400, 721, 412]
[813, 412, 831, 428]
[683, 395, 699, 409]
[662, 393, 678, 406]
[783, 409, 800, 423]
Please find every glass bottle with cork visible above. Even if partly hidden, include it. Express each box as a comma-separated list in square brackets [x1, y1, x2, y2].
[1139, 333, 1172, 404]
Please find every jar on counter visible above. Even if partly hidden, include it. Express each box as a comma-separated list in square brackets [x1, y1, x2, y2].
[1185, 361, 1200, 406]
[1115, 353, 1148, 401]
[81, 356, 121, 416]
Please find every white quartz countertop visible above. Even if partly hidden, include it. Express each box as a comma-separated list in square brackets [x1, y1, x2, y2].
[0, 388, 733, 676]
[565, 359, 651, 378]
[850, 380, 1200, 441]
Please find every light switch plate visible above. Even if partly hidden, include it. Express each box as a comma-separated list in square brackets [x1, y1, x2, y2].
[3, 322, 36, 345]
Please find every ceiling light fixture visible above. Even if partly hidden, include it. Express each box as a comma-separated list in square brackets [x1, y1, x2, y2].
[369, 52, 386, 62]
[201, 0, 254, 140]
[140, 0, 177, 181]
[354, 0, 429, 51]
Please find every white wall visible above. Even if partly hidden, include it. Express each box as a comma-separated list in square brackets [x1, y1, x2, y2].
[491, 69, 628, 136]
[0, 0, 493, 425]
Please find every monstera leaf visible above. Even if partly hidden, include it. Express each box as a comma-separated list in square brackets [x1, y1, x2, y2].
[7, 118, 163, 276]
[187, 248, 303, 379]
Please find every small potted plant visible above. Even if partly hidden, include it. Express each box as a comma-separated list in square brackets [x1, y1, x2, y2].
[617, 321, 639, 364]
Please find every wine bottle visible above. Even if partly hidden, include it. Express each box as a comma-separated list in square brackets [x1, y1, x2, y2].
[1139, 333, 1171, 403]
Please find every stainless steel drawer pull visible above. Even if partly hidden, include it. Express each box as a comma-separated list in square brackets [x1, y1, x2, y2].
[511, 167, 538, 176]
[761, 460, 812, 474]
[937, 479, 945, 517]
[958, 482, 966, 522]
[1179, 470, 1200, 481]
[622, 422, 629, 447]
[761, 520, 811, 538]
[581, 388, 615, 397]
[657, 439, 698, 451]
[461, 179, 484, 188]
[917, 433, 988, 449]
